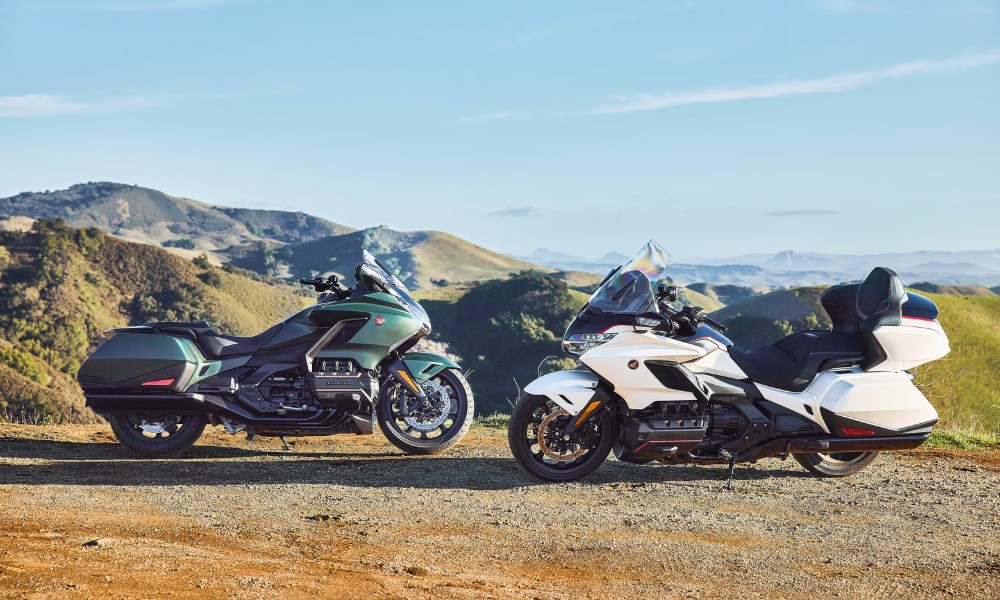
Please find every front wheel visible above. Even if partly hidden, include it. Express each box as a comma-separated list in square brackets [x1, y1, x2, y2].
[107, 413, 207, 458]
[793, 451, 880, 477]
[508, 394, 617, 482]
[377, 369, 474, 455]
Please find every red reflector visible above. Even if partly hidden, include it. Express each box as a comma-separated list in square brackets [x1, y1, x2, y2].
[141, 379, 175, 387]
[841, 427, 875, 436]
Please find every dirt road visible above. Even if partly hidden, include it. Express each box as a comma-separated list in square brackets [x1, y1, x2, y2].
[0, 423, 997, 599]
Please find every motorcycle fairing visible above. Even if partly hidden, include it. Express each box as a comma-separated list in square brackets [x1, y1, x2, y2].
[580, 331, 703, 410]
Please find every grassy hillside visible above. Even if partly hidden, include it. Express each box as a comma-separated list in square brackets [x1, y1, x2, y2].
[225, 226, 548, 290]
[714, 287, 1000, 433]
[687, 282, 768, 305]
[910, 282, 997, 296]
[420, 272, 580, 415]
[0, 219, 309, 422]
[0, 182, 353, 254]
[911, 294, 1000, 432]
[710, 287, 830, 347]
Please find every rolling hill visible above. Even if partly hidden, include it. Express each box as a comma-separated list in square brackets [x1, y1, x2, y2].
[0, 219, 310, 422]
[0, 182, 354, 255]
[0, 183, 550, 290]
[223, 225, 548, 290]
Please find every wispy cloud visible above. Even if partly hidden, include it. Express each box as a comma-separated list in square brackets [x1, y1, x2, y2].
[495, 25, 573, 50]
[19, 0, 244, 12]
[815, 0, 998, 16]
[456, 111, 523, 124]
[590, 51, 1000, 114]
[763, 209, 841, 218]
[0, 93, 171, 118]
[490, 206, 538, 218]
[815, 0, 892, 14]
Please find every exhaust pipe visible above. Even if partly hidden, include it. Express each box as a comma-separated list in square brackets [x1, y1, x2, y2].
[787, 434, 929, 453]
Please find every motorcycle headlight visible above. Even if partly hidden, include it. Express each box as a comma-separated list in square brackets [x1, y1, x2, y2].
[562, 333, 617, 356]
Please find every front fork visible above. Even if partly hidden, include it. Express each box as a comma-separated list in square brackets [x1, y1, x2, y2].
[381, 353, 428, 415]
[562, 382, 614, 436]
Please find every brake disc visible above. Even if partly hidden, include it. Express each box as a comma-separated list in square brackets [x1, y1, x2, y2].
[403, 379, 452, 432]
[537, 408, 586, 462]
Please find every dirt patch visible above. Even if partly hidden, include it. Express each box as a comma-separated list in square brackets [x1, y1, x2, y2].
[0, 424, 998, 599]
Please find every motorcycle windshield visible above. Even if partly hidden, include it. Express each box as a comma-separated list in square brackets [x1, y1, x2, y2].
[587, 240, 670, 315]
[361, 250, 431, 330]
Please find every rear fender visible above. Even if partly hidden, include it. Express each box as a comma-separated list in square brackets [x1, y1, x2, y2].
[523, 370, 600, 416]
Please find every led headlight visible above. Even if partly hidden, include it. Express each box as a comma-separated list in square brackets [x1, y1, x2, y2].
[562, 333, 617, 356]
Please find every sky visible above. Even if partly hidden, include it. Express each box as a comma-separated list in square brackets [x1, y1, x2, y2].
[1, 0, 998, 262]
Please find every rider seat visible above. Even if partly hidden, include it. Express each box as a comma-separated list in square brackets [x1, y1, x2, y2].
[728, 267, 905, 392]
[146, 321, 281, 359]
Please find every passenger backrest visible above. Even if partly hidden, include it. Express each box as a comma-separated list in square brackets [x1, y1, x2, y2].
[856, 267, 905, 333]
[820, 267, 906, 334]
[820, 283, 861, 333]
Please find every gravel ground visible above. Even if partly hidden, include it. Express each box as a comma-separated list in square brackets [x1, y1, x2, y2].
[0, 423, 997, 599]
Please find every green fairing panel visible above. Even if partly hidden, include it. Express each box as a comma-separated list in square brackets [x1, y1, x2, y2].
[312, 292, 422, 370]
[403, 352, 460, 382]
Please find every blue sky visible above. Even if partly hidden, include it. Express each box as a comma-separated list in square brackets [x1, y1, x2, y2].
[1, 0, 998, 262]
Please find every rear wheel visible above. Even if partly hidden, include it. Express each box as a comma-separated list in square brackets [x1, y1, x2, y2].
[508, 394, 616, 482]
[377, 369, 474, 455]
[793, 451, 880, 477]
[107, 413, 207, 458]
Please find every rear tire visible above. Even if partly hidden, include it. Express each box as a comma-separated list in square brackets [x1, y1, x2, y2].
[108, 413, 207, 458]
[793, 451, 879, 477]
[508, 394, 617, 482]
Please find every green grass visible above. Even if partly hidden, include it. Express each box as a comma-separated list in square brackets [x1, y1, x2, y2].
[925, 429, 1000, 450]
[911, 293, 1000, 434]
[474, 412, 511, 429]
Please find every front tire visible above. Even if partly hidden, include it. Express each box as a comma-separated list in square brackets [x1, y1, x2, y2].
[377, 369, 474, 455]
[107, 413, 207, 458]
[793, 451, 880, 477]
[508, 394, 617, 482]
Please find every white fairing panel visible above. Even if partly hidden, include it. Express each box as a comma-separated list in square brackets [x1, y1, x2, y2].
[686, 340, 747, 379]
[523, 370, 599, 415]
[580, 331, 703, 410]
[869, 318, 950, 372]
[819, 370, 938, 430]
[757, 368, 938, 433]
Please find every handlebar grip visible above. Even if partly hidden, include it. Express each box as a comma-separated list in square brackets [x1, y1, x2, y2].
[704, 317, 728, 333]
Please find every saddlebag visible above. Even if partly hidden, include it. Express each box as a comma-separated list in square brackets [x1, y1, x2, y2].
[78, 333, 203, 393]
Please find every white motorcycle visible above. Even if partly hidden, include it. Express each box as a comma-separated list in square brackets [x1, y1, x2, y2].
[507, 240, 949, 484]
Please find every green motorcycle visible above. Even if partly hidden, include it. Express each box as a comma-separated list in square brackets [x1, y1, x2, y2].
[78, 250, 473, 457]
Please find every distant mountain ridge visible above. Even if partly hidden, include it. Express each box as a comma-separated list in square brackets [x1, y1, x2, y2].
[0, 183, 355, 253]
[521, 246, 1000, 287]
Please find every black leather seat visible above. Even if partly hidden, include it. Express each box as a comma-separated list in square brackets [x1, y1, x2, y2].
[147, 321, 281, 358]
[729, 330, 866, 392]
[728, 267, 905, 391]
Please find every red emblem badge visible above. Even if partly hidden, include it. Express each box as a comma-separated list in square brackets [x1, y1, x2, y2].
[374, 316, 385, 326]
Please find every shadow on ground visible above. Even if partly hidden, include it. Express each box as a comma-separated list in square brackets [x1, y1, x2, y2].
[0, 436, 810, 490]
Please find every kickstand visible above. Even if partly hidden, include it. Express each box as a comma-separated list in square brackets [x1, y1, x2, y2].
[280, 436, 292, 452]
[719, 449, 737, 491]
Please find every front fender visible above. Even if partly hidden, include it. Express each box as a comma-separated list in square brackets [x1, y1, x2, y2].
[523, 370, 599, 416]
[402, 352, 460, 382]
